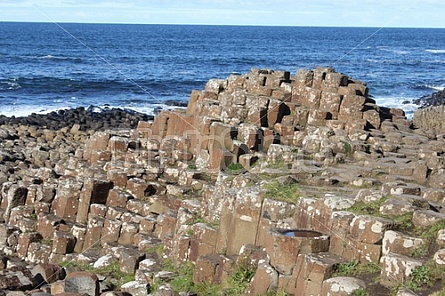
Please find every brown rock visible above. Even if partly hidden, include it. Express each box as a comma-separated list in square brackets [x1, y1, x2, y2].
[65, 271, 100, 296]
[193, 254, 220, 283]
[289, 253, 347, 296]
[349, 215, 397, 244]
[321, 277, 366, 296]
[0, 266, 37, 291]
[382, 230, 428, 257]
[246, 260, 278, 295]
[31, 263, 66, 285]
[119, 248, 145, 274]
[380, 253, 423, 288]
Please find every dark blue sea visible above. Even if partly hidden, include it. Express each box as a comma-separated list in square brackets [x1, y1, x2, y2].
[1, 22, 445, 117]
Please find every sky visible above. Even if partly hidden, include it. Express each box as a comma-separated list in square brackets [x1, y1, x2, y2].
[0, 0, 444, 28]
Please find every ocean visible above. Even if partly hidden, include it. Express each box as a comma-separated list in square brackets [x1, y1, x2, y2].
[1, 22, 445, 118]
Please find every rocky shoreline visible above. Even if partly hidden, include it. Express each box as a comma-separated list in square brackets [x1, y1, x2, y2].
[1, 67, 445, 296]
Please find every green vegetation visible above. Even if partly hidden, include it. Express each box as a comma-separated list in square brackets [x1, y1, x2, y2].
[347, 198, 388, 216]
[265, 159, 287, 170]
[342, 141, 352, 155]
[411, 246, 428, 258]
[334, 260, 359, 276]
[41, 238, 53, 246]
[420, 220, 445, 241]
[225, 162, 245, 174]
[407, 265, 432, 291]
[150, 258, 256, 295]
[347, 198, 415, 232]
[264, 180, 300, 204]
[144, 244, 164, 258]
[223, 263, 256, 295]
[334, 260, 381, 277]
[351, 288, 369, 296]
[389, 261, 445, 294]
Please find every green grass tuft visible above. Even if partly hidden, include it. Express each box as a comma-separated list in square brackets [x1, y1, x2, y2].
[264, 181, 300, 204]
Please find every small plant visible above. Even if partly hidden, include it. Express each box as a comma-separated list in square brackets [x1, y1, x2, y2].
[342, 141, 352, 155]
[389, 212, 414, 232]
[334, 261, 380, 277]
[334, 260, 359, 276]
[420, 220, 445, 241]
[223, 263, 256, 295]
[186, 212, 205, 226]
[357, 262, 381, 274]
[170, 262, 195, 292]
[264, 181, 300, 204]
[41, 238, 53, 246]
[352, 288, 369, 296]
[145, 244, 164, 258]
[225, 162, 245, 174]
[194, 281, 222, 295]
[411, 246, 428, 258]
[407, 265, 432, 291]
[347, 198, 388, 216]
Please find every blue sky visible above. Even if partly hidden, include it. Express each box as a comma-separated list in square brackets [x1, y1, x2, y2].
[1, 0, 444, 28]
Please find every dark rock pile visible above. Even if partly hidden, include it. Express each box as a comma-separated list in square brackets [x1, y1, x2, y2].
[412, 88, 445, 108]
[0, 106, 153, 131]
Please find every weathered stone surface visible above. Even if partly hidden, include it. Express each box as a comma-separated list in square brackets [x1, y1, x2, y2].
[76, 178, 112, 223]
[119, 248, 145, 274]
[52, 178, 83, 220]
[83, 217, 105, 251]
[321, 276, 366, 296]
[380, 253, 424, 287]
[31, 263, 66, 285]
[0, 266, 37, 291]
[382, 231, 428, 257]
[64, 271, 100, 296]
[193, 254, 221, 283]
[289, 253, 347, 296]
[264, 228, 329, 275]
[27, 242, 51, 264]
[412, 210, 445, 228]
[121, 280, 150, 296]
[52, 231, 76, 255]
[246, 260, 278, 295]
[349, 215, 397, 244]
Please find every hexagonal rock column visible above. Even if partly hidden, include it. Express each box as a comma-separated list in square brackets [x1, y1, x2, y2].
[264, 229, 329, 275]
[246, 260, 279, 295]
[285, 252, 347, 295]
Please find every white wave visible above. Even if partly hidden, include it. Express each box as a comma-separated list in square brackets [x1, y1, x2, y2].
[378, 47, 410, 55]
[425, 49, 445, 54]
[0, 80, 21, 90]
[0, 105, 67, 117]
[426, 85, 445, 91]
[374, 96, 418, 119]
[38, 55, 57, 59]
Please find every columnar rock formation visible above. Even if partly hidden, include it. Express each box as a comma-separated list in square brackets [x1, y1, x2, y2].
[1, 67, 445, 296]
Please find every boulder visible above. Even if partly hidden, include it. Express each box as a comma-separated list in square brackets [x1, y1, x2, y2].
[0, 266, 37, 291]
[321, 276, 366, 296]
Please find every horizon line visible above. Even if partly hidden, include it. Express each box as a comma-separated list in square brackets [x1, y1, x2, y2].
[1, 20, 444, 30]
